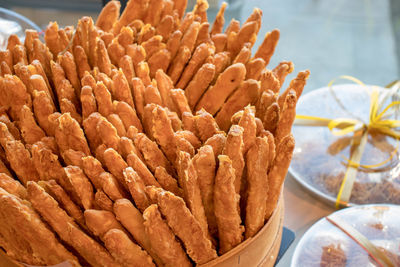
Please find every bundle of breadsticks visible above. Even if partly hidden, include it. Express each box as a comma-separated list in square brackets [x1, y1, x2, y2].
[0, 0, 309, 266]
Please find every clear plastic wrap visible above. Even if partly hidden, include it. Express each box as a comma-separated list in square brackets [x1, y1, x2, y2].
[290, 84, 400, 206]
[291, 204, 400, 267]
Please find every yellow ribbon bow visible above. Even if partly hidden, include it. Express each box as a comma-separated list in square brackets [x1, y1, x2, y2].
[294, 76, 400, 209]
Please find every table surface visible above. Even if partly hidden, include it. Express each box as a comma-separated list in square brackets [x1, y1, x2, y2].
[4, 0, 400, 266]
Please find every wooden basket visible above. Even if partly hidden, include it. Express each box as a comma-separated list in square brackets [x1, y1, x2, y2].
[201, 194, 284, 267]
[0, 194, 284, 267]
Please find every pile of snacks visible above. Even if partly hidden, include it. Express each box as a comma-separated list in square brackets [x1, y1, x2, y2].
[0, 0, 308, 266]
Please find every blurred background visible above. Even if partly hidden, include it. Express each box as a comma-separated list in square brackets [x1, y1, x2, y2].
[0, 0, 398, 92]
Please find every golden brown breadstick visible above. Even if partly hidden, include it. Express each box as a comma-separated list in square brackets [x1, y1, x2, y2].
[12, 44, 28, 65]
[39, 180, 85, 227]
[222, 125, 244, 195]
[114, 100, 143, 132]
[97, 115, 121, 151]
[64, 166, 94, 210]
[185, 63, 215, 110]
[119, 55, 135, 88]
[131, 77, 146, 120]
[211, 2, 227, 35]
[134, 133, 173, 174]
[2, 74, 32, 120]
[195, 63, 246, 115]
[215, 79, 260, 131]
[113, 0, 147, 34]
[254, 29, 280, 66]
[30, 141, 64, 183]
[278, 69, 310, 109]
[256, 89, 276, 119]
[58, 51, 81, 97]
[166, 30, 183, 60]
[60, 98, 82, 124]
[245, 137, 269, 238]
[156, 15, 174, 41]
[167, 45, 191, 84]
[153, 188, 217, 264]
[112, 69, 135, 107]
[227, 21, 258, 58]
[142, 35, 165, 59]
[103, 147, 128, 186]
[192, 145, 217, 236]
[238, 106, 257, 153]
[196, 22, 212, 46]
[80, 85, 97, 119]
[177, 43, 214, 89]
[175, 136, 195, 157]
[177, 151, 210, 240]
[263, 102, 280, 133]
[245, 58, 266, 80]
[118, 136, 143, 161]
[154, 166, 182, 196]
[96, 37, 112, 76]
[265, 134, 294, 220]
[144, 84, 163, 106]
[181, 112, 196, 133]
[104, 229, 155, 267]
[0, 173, 27, 199]
[170, 89, 191, 118]
[44, 22, 61, 56]
[233, 43, 252, 64]
[151, 105, 177, 163]
[214, 155, 244, 253]
[210, 33, 226, 53]
[143, 204, 191, 267]
[61, 149, 85, 168]
[84, 209, 126, 239]
[96, 0, 120, 32]
[123, 167, 150, 212]
[55, 113, 91, 155]
[148, 48, 172, 78]
[275, 89, 297, 144]
[155, 69, 175, 109]
[167, 110, 182, 131]
[94, 190, 113, 212]
[117, 26, 135, 49]
[175, 130, 201, 150]
[126, 153, 160, 187]
[0, 61, 11, 76]
[16, 105, 45, 145]
[107, 114, 126, 137]
[31, 39, 53, 78]
[24, 29, 39, 60]
[0, 189, 80, 266]
[74, 45, 91, 79]
[194, 109, 222, 142]
[0, 115, 21, 141]
[114, 199, 163, 266]
[27, 181, 119, 267]
[204, 133, 226, 160]
[244, 7, 263, 32]
[0, 50, 13, 73]
[136, 61, 152, 86]
[272, 61, 294, 90]
[29, 73, 55, 105]
[82, 112, 103, 152]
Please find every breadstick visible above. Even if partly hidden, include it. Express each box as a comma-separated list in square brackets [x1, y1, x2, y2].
[177, 151, 210, 241]
[177, 43, 214, 89]
[104, 229, 155, 267]
[126, 153, 160, 187]
[94, 190, 113, 212]
[153, 188, 217, 264]
[174, 130, 201, 150]
[256, 89, 276, 119]
[111, 69, 135, 107]
[73, 46, 91, 79]
[215, 79, 260, 131]
[194, 109, 222, 142]
[114, 199, 163, 266]
[142, 35, 164, 59]
[96, 37, 112, 76]
[154, 166, 182, 196]
[119, 55, 135, 89]
[60, 98, 82, 124]
[238, 106, 257, 153]
[196, 63, 246, 115]
[245, 58, 266, 80]
[27, 181, 119, 267]
[167, 45, 191, 84]
[123, 166, 150, 212]
[196, 22, 212, 46]
[144, 84, 163, 106]
[0, 115, 20, 141]
[211, 33, 227, 53]
[29, 74, 55, 106]
[192, 145, 217, 236]
[265, 134, 294, 219]
[175, 136, 195, 157]
[118, 136, 143, 161]
[55, 113, 91, 155]
[97, 115, 121, 151]
[166, 30, 182, 60]
[204, 133, 226, 160]
[254, 29, 280, 66]
[136, 61, 152, 86]
[214, 155, 244, 253]
[17, 104, 44, 145]
[82, 112, 103, 152]
[170, 89, 191, 118]
[211, 2, 227, 35]
[182, 112, 196, 133]
[143, 204, 191, 267]
[138, 24, 156, 44]
[50, 61, 79, 109]
[114, 100, 143, 132]
[244, 7, 263, 33]
[222, 125, 244, 195]
[132, 77, 146, 120]
[126, 44, 146, 66]
[134, 132, 173, 174]
[147, 48, 171, 78]
[80, 85, 97, 119]
[96, 0, 120, 32]
[0, 190, 80, 266]
[58, 51, 81, 96]
[64, 166, 94, 210]
[84, 209, 125, 238]
[152, 105, 177, 163]
[31, 39, 52, 78]
[112, 0, 147, 34]
[0, 173, 27, 199]
[2, 74, 32, 121]
[142, 103, 157, 139]
[103, 148, 129, 188]
[272, 61, 294, 90]
[0, 50, 13, 72]
[278, 69, 310, 110]
[12, 44, 28, 65]
[233, 43, 252, 64]
[275, 89, 297, 143]
[0, 61, 11, 76]
[61, 149, 85, 168]
[227, 21, 258, 58]
[156, 15, 174, 41]
[167, 110, 182, 131]
[106, 114, 126, 138]
[39, 180, 85, 227]
[263, 102, 280, 134]
[24, 29, 39, 60]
